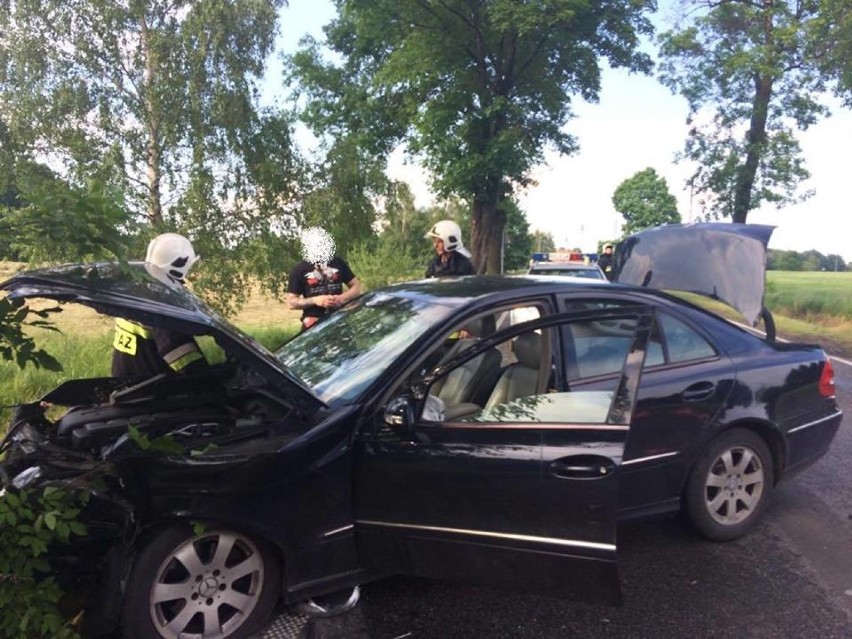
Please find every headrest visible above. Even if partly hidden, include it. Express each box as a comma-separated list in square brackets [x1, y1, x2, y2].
[464, 315, 496, 338]
[513, 332, 541, 368]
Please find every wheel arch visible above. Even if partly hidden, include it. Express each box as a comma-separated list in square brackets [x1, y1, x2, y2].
[684, 419, 786, 493]
[131, 515, 291, 590]
[119, 518, 285, 638]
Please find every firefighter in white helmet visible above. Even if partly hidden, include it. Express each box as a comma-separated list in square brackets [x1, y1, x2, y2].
[424, 220, 475, 277]
[111, 233, 208, 379]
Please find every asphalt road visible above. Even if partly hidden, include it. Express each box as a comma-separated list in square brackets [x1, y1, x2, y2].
[270, 355, 852, 639]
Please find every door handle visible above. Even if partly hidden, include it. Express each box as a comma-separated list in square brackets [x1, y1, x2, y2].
[549, 455, 616, 480]
[682, 381, 716, 402]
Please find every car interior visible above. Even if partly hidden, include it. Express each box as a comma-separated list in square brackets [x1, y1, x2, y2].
[422, 304, 556, 422]
[414, 298, 721, 426]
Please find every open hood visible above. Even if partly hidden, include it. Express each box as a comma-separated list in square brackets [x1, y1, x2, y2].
[1, 262, 324, 414]
[613, 223, 775, 326]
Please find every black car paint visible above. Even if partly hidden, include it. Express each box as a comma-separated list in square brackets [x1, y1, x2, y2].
[354, 309, 653, 605]
[549, 287, 841, 519]
[613, 222, 775, 326]
[0, 239, 842, 634]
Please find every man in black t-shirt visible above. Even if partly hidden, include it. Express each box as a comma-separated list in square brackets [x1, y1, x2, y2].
[112, 233, 208, 380]
[287, 229, 361, 330]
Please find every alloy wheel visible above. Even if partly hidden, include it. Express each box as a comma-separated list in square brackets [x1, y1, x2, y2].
[148, 530, 265, 639]
[702, 444, 766, 526]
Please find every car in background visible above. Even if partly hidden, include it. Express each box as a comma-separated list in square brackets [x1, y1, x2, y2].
[0, 223, 842, 639]
[528, 260, 607, 280]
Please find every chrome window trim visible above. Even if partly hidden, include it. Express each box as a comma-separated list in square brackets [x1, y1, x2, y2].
[787, 410, 843, 434]
[438, 423, 629, 431]
[356, 520, 615, 552]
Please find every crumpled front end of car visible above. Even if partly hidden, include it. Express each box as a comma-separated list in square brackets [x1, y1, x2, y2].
[1, 400, 139, 636]
[0, 365, 310, 635]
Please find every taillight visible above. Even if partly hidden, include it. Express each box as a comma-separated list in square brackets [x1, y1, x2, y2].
[818, 358, 836, 398]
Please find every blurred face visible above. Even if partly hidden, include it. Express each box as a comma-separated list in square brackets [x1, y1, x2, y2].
[433, 238, 446, 256]
[604, 246, 613, 253]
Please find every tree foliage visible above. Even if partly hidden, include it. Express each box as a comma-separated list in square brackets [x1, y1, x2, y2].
[0, 487, 89, 639]
[612, 167, 681, 235]
[0, 0, 305, 310]
[502, 201, 534, 272]
[658, 0, 833, 223]
[530, 230, 557, 253]
[300, 136, 384, 256]
[768, 248, 848, 272]
[808, 0, 852, 106]
[288, 0, 655, 273]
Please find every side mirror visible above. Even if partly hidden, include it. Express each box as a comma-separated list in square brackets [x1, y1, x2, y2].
[384, 395, 415, 429]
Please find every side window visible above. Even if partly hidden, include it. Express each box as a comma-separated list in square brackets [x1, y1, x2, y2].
[564, 317, 638, 380]
[659, 313, 716, 363]
[559, 300, 713, 377]
[422, 305, 544, 421]
[426, 323, 613, 425]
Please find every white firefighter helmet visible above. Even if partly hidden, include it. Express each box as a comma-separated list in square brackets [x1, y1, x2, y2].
[424, 220, 471, 257]
[145, 233, 199, 281]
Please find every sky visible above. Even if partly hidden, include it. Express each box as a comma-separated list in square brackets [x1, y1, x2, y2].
[267, 0, 852, 262]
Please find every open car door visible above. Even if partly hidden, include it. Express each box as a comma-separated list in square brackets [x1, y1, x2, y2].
[354, 307, 654, 605]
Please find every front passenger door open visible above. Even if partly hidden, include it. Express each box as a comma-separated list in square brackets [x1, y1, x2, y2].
[354, 308, 654, 604]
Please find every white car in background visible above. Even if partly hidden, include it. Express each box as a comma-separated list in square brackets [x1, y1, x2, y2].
[528, 260, 607, 280]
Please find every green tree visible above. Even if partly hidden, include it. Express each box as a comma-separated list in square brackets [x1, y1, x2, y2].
[823, 254, 848, 272]
[809, 0, 852, 105]
[658, 0, 832, 222]
[503, 201, 533, 272]
[376, 181, 433, 265]
[530, 230, 557, 253]
[769, 249, 804, 271]
[301, 136, 383, 256]
[288, 0, 654, 273]
[0, 0, 304, 309]
[612, 167, 681, 235]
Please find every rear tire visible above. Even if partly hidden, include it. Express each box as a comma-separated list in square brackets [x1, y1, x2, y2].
[685, 429, 773, 541]
[122, 524, 280, 639]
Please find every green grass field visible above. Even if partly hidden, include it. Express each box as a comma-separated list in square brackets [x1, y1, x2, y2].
[3, 264, 852, 431]
[766, 271, 852, 319]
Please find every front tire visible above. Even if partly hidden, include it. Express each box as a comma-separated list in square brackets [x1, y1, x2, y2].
[685, 429, 774, 541]
[122, 525, 281, 639]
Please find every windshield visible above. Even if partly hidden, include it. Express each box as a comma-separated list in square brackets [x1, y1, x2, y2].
[275, 291, 456, 407]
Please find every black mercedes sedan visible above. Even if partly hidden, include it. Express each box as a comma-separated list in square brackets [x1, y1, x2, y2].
[0, 224, 842, 639]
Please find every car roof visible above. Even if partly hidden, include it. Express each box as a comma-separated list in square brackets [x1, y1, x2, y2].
[376, 274, 611, 304]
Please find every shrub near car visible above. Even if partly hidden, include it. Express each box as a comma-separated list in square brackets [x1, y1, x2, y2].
[0, 223, 842, 639]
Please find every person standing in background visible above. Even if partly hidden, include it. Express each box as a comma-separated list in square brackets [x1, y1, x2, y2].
[424, 220, 475, 278]
[598, 243, 615, 281]
[287, 227, 361, 330]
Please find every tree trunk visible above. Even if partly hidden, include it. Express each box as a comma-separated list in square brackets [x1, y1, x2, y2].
[732, 74, 772, 224]
[732, 4, 775, 224]
[138, 9, 163, 226]
[471, 199, 506, 274]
